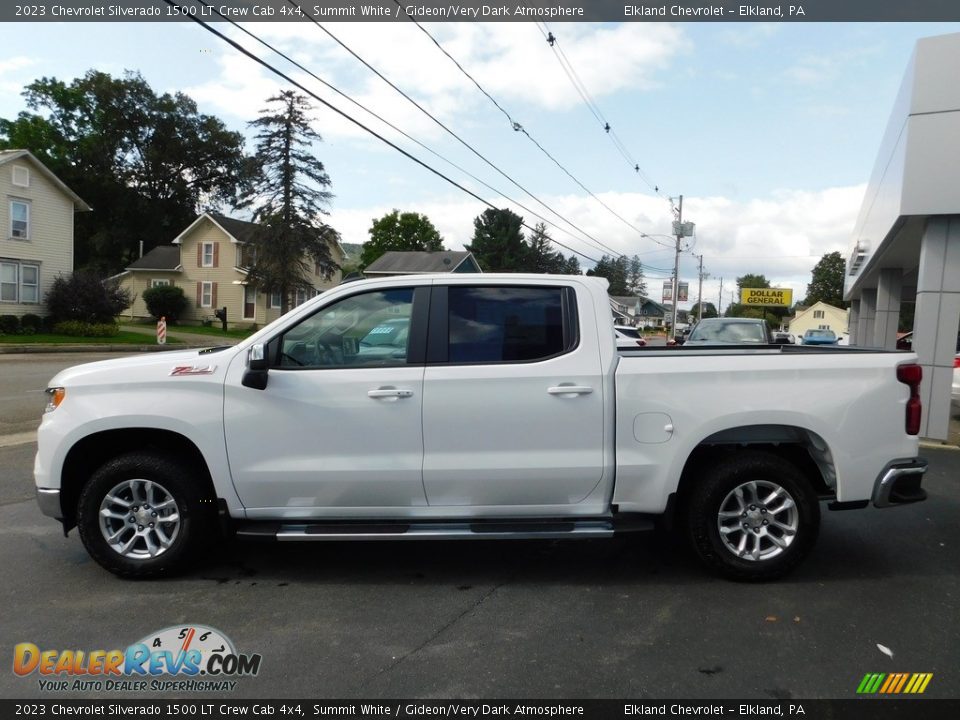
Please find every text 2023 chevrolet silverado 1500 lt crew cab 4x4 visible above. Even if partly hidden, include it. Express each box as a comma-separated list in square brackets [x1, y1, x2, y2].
[34, 275, 927, 580]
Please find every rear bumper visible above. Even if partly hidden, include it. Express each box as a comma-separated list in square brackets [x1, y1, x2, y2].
[36, 488, 62, 520]
[872, 458, 928, 508]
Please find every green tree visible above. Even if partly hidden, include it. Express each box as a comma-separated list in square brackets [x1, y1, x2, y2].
[0, 70, 249, 272]
[690, 301, 718, 320]
[360, 210, 444, 269]
[142, 285, 188, 323]
[736, 273, 771, 292]
[561, 255, 582, 275]
[627, 255, 647, 297]
[45, 271, 131, 323]
[726, 273, 770, 317]
[467, 208, 526, 272]
[239, 91, 340, 314]
[587, 255, 630, 296]
[804, 251, 848, 308]
[522, 223, 567, 273]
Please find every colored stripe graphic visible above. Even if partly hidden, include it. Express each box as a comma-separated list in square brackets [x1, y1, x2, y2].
[858, 673, 932, 694]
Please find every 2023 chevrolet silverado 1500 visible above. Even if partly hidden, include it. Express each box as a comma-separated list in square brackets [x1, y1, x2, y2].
[34, 275, 927, 580]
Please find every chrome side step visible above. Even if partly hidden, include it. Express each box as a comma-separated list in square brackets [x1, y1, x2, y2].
[235, 518, 632, 542]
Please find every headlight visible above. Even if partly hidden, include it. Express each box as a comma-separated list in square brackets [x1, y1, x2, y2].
[44, 387, 65, 413]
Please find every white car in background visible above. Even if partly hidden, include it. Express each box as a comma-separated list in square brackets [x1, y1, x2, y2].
[614, 325, 647, 348]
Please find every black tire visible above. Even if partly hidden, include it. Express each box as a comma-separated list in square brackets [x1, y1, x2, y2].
[77, 452, 214, 579]
[684, 450, 820, 581]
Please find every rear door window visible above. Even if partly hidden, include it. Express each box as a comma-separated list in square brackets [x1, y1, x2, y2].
[446, 286, 569, 363]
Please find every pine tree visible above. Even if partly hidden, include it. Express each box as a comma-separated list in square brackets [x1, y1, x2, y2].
[627, 255, 647, 297]
[467, 208, 526, 272]
[239, 91, 339, 314]
[523, 223, 567, 273]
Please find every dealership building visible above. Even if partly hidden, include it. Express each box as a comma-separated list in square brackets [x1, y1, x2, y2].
[845, 32, 960, 440]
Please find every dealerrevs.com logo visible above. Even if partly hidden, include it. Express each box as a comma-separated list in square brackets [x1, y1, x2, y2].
[13, 625, 261, 693]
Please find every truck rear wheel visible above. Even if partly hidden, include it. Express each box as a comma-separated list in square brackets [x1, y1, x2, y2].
[685, 451, 820, 581]
[76, 452, 212, 578]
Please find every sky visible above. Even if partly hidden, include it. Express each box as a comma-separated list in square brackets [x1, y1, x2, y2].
[2, 18, 959, 312]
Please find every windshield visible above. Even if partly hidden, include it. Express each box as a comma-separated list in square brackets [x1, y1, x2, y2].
[806, 329, 836, 339]
[688, 321, 767, 344]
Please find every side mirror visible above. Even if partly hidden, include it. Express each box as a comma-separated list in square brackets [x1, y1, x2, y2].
[242, 343, 269, 390]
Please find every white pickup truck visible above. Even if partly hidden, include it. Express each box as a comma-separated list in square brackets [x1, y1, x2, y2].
[35, 274, 927, 580]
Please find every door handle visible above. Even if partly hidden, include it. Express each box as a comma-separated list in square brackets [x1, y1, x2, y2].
[368, 388, 414, 399]
[547, 385, 594, 395]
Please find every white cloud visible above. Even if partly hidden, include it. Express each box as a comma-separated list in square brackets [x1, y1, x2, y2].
[0, 56, 35, 75]
[185, 21, 684, 144]
[329, 184, 866, 310]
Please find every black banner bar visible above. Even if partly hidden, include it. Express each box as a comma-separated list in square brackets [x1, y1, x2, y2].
[3, 699, 960, 720]
[3, 0, 960, 23]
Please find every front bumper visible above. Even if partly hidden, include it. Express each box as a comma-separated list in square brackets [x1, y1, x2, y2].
[36, 488, 62, 520]
[872, 458, 928, 508]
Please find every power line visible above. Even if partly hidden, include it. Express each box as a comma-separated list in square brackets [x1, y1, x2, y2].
[390, 0, 668, 248]
[287, 1, 619, 261]
[537, 22, 664, 198]
[160, 0, 603, 264]
[193, 1, 606, 264]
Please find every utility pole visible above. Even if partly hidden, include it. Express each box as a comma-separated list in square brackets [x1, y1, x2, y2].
[718, 277, 724, 317]
[668, 196, 695, 338]
[670, 195, 682, 340]
[695, 254, 706, 322]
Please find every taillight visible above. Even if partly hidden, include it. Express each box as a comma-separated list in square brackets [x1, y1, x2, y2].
[896, 363, 922, 435]
[954, 356, 960, 369]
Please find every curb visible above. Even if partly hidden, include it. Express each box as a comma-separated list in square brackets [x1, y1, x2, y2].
[0, 343, 213, 354]
[919, 440, 960, 451]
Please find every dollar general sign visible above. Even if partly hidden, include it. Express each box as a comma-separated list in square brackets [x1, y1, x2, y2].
[740, 288, 793, 306]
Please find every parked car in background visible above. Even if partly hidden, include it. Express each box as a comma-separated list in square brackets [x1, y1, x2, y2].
[772, 331, 795, 345]
[684, 318, 773, 345]
[802, 329, 839, 346]
[614, 325, 647, 348]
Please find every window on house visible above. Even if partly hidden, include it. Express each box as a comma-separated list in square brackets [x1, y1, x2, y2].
[813, 310, 824, 319]
[151, 279, 171, 288]
[0, 261, 38, 303]
[819, 324, 831, 330]
[237, 245, 255, 269]
[201, 281, 213, 308]
[201, 242, 215, 267]
[12, 165, 30, 188]
[294, 288, 314, 307]
[20, 264, 38, 303]
[0, 262, 18, 302]
[269, 291, 281, 310]
[243, 285, 256, 320]
[10, 200, 29, 239]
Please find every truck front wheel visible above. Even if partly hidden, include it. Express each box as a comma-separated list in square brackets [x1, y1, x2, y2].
[76, 452, 212, 578]
[685, 451, 820, 580]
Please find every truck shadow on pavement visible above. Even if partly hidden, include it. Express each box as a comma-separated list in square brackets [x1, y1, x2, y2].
[190, 494, 954, 587]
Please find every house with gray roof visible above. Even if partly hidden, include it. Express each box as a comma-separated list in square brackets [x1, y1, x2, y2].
[116, 212, 344, 325]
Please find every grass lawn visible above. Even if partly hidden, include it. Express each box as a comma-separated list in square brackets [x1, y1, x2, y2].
[131, 321, 255, 339]
[0, 332, 185, 345]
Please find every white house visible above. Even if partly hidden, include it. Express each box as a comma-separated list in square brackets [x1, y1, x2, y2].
[0, 150, 90, 316]
[788, 301, 849, 339]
